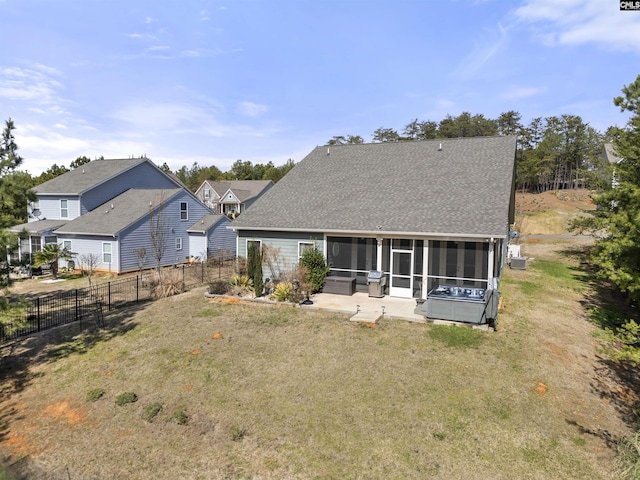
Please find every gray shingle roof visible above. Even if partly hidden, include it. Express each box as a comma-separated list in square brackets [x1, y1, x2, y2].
[8, 219, 68, 235]
[603, 143, 623, 164]
[204, 180, 273, 201]
[33, 158, 152, 195]
[187, 214, 228, 233]
[54, 188, 182, 236]
[231, 136, 517, 238]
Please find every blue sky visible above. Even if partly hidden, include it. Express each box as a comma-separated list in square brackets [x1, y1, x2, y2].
[1, 0, 639, 175]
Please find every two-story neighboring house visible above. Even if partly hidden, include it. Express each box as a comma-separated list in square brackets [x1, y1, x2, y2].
[9, 157, 236, 273]
[194, 180, 273, 216]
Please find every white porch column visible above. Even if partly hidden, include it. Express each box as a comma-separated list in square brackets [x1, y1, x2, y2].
[376, 237, 383, 271]
[422, 241, 429, 299]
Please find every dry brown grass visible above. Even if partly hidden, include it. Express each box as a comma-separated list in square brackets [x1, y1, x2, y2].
[515, 189, 595, 235]
[0, 244, 632, 479]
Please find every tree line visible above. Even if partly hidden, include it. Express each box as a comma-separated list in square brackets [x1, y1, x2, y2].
[328, 111, 612, 194]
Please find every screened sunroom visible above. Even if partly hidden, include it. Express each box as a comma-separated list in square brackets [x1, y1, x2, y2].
[325, 236, 505, 299]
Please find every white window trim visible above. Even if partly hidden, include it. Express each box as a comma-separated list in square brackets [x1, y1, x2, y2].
[298, 241, 315, 260]
[60, 199, 68, 218]
[102, 242, 112, 263]
[204, 188, 210, 199]
[180, 201, 188, 221]
[176, 237, 183, 251]
[246, 239, 261, 256]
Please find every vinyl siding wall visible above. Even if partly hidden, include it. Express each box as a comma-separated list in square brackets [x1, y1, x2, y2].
[237, 230, 324, 267]
[208, 217, 235, 258]
[35, 196, 81, 221]
[80, 162, 178, 215]
[118, 191, 212, 273]
[56, 235, 120, 273]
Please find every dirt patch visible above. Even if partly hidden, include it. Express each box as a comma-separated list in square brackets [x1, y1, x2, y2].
[42, 400, 87, 426]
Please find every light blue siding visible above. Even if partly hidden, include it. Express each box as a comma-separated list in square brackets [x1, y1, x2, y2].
[56, 235, 120, 273]
[37, 196, 81, 221]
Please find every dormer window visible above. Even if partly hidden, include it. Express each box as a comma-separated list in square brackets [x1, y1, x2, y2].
[204, 188, 210, 199]
[60, 199, 68, 218]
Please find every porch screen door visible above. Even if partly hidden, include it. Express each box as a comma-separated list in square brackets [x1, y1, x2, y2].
[389, 240, 413, 298]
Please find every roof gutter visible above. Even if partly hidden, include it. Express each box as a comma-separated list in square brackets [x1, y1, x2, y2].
[229, 225, 507, 240]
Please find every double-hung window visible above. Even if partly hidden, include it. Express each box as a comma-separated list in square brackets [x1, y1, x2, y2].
[180, 202, 188, 221]
[102, 243, 112, 263]
[60, 199, 68, 218]
[176, 237, 183, 251]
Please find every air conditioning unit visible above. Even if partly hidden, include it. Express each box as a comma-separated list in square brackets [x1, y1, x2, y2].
[510, 257, 527, 270]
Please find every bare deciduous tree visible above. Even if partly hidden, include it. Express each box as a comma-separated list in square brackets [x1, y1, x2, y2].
[79, 252, 101, 288]
[149, 192, 169, 281]
[134, 247, 147, 284]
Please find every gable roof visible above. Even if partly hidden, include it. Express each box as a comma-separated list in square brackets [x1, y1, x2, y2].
[196, 180, 273, 202]
[54, 188, 182, 236]
[603, 143, 623, 164]
[33, 157, 179, 195]
[187, 214, 229, 234]
[231, 136, 517, 238]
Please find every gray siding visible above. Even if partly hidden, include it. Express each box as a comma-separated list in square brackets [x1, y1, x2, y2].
[119, 190, 212, 273]
[80, 162, 178, 214]
[237, 230, 324, 271]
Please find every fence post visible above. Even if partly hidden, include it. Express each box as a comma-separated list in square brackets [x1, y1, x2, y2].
[182, 265, 185, 291]
[37, 297, 41, 332]
[75, 289, 78, 321]
[201, 261, 204, 284]
[136, 275, 139, 303]
[108, 281, 111, 311]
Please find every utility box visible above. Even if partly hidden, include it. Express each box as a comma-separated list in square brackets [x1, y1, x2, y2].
[510, 257, 527, 270]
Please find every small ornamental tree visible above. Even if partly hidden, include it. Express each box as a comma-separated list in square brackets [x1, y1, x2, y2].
[247, 243, 263, 296]
[299, 247, 331, 293]
[33, 243, 76, 279]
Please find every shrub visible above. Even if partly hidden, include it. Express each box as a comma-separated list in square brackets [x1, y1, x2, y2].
[299, 247, 331, 293]
[272, 282, 293, 302]
[208, 279, 230, 295]
[142, 402, 163, 422]
[615, 431, 640, 480]
[230, 424, 248, 442]
[172, 407, 189, 425]
[229, 274, 253, 288]
[248, 243, 264, 297]
[86, 388, 106, 402]
[115, 392, 138, 406]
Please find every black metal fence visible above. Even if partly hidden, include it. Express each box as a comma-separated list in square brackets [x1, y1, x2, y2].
[0, 259, 236, 344]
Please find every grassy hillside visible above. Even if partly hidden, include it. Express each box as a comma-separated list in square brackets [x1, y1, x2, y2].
[515, 189, 595, 235]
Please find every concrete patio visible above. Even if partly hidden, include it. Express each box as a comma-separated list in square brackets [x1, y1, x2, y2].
[302, 291, 426, 323]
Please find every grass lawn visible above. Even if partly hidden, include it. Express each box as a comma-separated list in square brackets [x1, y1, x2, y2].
[0, 241, 630, 479]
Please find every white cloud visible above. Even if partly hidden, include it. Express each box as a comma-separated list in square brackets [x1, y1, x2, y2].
[0, 65, 66, 111]
[514, 0, 640, 53]
[236, 101, 268, 117]
[451, 22, 511, 80]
